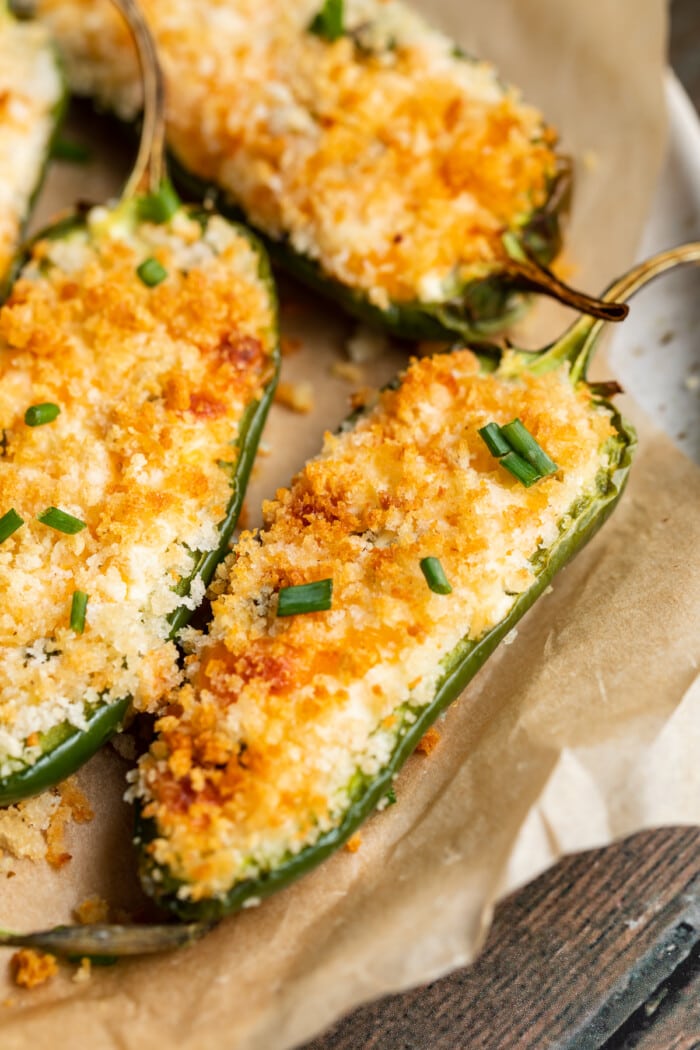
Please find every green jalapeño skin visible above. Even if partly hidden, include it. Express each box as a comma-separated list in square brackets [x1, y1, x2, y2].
[38, 0, 625, 339]
[0, 0, 279, 806]
[129, 244, 700, 924]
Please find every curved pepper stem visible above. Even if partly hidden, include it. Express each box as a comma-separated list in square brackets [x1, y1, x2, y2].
[111, 0, 167, 199]
[501, 229, 628, 323]
[509, 241, 700, 382]
[0, 920, 215, 958]
[503, 256, 629, 324]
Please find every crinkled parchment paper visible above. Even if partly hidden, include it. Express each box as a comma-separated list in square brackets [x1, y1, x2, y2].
[3, 0, 698, 1047]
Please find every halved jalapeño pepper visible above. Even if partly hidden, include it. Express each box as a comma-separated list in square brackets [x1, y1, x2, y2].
[0, 0, 279, 805]
[132, 243, 700, 922]
[0, 2, 65, 297]
[36, 0, 624, 339]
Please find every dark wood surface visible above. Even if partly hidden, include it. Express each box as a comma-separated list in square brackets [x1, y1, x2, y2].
[302, 4, 700, 1048]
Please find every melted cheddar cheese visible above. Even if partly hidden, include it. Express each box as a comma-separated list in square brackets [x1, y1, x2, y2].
[135, 350, 615, 901]
[37, 0, 558, 309]
[0, 205, 276, 776]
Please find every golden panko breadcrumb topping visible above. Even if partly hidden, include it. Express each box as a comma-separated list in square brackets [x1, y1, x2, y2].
[0, 205, 276, 777]
[11, 948, 58, 989]
[0, 11, 62, 283]
[38, 0, 559, 307]
[134, 350, 615, 901]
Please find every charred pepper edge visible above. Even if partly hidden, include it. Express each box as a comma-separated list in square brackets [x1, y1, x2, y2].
[0, 696, 130, 807]
[0, 206, 279, 806]
[166, 149, 569, 342]
[135, 401, 635, 921]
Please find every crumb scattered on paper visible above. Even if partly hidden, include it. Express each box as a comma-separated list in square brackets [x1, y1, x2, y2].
[331, 360, 365, 384]
[275, 381, 314, 413]
[72, 958, 92, 985]
[11, 949, 58, 990]
[0, 793, 60, 868]
[46, 777, 94, 869]
[345, 835, 363, 853]
[416, 727, 441, 755]
[74, 894, 110, 925]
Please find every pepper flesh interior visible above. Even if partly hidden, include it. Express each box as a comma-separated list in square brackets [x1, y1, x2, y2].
[0, 5, 64, 289]
[135, 349, 622, 910]
[37, 0, 560, 321]
[0, 201, 277, 786]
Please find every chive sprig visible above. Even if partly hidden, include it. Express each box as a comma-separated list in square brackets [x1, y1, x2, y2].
[478, 418, 558, 488]
[277, 579, 333, 617]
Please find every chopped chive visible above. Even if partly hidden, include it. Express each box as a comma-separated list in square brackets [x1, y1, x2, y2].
[500, 419, 558, 477]
[309, 0, 344, 41]
[420, 557, 452, 595]
[37, 507, 87, 534]
[24, 402, 60, 427]
[136, 258, 168, 287]
[70, 590, 88, 633]
[0, 509, 24, 544]
[50, 138, 92, 164]
[277, 578, 333, 617]
[478, 422, 511, 459]
[499, 451, 542, 488]
[385, 787, 397, 806]
[136, 180, 180, 224]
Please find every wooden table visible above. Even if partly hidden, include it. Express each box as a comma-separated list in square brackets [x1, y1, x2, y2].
[304, 4, 700, 1047]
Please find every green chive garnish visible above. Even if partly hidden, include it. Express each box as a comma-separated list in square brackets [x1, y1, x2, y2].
[478, 422, 511, 459]
[499, 451, 542, 488]
[309, 0, 344, 41]
[137, 180, 180, 224]
[50, 138, 92, 164]
[37, 507, 87, 534]
[420, 557, 452, 595]
[277, 579, 333, 617]
[70, 590, 88, 633]
[0, 509, 24, 544]
[385, 787, 397, 806]
[24, 402, 60, 427]
[500, 419, 558, 477]
[478, 418, 557, 487]
[137, 258, 168, 287]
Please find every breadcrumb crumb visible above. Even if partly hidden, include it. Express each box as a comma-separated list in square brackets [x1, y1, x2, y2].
[72, 957, 92, 984]
[73, 894, 109, 924]
[416, 726, 441, 755]
[11, 948, 58, 989]
[275, 380, 314, 414]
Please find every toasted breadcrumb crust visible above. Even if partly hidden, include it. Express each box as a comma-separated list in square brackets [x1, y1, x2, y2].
[0, 10, 62, 284]
[0, 205, 275, 777]
[11, 948, 58, 989]
[134, 350, 614, 901]
[37, 0, 558, 308]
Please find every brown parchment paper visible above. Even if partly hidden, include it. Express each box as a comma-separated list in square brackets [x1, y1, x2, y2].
[3, 0, 697, 1047]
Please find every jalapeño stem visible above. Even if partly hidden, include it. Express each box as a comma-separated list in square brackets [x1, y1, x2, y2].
[111, 0, 167, 200]
[0, 921, 215, 958]
[509, 241, 700, 383]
